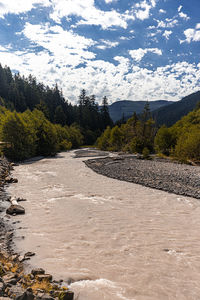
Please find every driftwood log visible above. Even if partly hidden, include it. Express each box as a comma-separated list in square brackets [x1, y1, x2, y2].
[6, 197, 26, 215]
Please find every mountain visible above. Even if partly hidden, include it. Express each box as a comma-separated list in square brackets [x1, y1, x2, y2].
[108, 100, 173, 122]
[152, 91, 200, 127]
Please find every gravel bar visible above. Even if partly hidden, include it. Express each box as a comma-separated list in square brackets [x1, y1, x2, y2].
[85, 156, 200, 199]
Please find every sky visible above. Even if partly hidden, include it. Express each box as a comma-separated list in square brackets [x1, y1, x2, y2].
[0, 0, 199, 104]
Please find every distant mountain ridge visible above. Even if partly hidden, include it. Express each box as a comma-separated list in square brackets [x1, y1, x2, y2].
[152, 91, 200, 126]
[108, 100, 173, 122]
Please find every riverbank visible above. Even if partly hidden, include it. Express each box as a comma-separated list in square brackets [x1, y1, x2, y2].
[85, 153, 200, 199]
[0, 157, 74, 300]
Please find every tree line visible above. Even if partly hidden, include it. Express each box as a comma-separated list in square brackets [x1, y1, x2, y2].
[97, 102, 200, 162]
[0, 64, 113, 146]
[0, 63, 113, 160]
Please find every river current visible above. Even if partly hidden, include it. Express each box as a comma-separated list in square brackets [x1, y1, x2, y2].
[8, 150, 200, 300]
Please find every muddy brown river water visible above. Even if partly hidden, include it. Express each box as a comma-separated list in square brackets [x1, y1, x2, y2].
[8, 150, 200, 300]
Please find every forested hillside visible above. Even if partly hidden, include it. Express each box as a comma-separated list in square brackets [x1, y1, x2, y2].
[152, 91, 200, 126]
[97, 102, 200, 162]
[0, 64, 113, 160]
[108, 100, 172, 122]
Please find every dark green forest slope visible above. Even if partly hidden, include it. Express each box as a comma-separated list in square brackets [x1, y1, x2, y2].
[108, 100, 173, 122]
[152, 91, 200, 126]
[0, 64, 112, 160]
[97, 101, 200, 162]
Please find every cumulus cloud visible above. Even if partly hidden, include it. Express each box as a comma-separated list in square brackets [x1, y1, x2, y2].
[159, 9, 166, 14]
[129, 48, 162, 62]
[163, 30, 172, 40]
[179, 11, 190, 21]
[0, 0, 50, 18]
[134, 0, 156, 21]
[181, 24, 200, 43]
[49, 0, 134, 29]
[156, 18, 178, 28]
[96, 40, 119, 50]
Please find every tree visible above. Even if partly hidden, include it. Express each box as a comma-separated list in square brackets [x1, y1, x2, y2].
[100, 96, 113, 130]
[1, 112, 37, 160]
[154, 125, 175, 155]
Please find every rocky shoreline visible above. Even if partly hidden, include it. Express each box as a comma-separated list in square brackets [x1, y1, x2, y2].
[85, 154, 200, 199]
[0, 158, 74, 300]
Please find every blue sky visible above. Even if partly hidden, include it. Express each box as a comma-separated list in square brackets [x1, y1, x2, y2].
[0, 0, 199, 104]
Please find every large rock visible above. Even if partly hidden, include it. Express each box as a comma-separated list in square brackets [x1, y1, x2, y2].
[58, 291, 74, 300]
[2, 273, 18, 286]
[36, 293, 54, 300]
[35, 274, 52, 282]
[6, 205, 25, 215]
[31, 268, 45, 277]
[0, 281, 4, 296]
[15, 291, 34, 300]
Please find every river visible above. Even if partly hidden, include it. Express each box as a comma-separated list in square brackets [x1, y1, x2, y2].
[8, 150, 200, 300]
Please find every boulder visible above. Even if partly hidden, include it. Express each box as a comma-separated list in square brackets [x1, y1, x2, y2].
[2, 273, 18, 286]
[31, 268, 45, 277]
[36, 293, 54, 300]
[5, 178, 18, 184]
[0, 281, 4, 296]
[58, 291, 74, 300]
[35, 274, 52, 282]
[6, 205, 25, 215]
[15, 291, 34, 300]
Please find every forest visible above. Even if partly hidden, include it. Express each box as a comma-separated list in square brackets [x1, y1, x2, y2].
[0, 63, 199, 162]
[0, 64, 112, 160]
[97, 102, 200, 162]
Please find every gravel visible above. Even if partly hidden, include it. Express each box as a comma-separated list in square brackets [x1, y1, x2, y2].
[85, 155, 200, 199]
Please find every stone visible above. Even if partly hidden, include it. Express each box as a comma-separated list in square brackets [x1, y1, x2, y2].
[24, 252, 35, 258]
[15, 291, 34, 300]
[16, 198, 27, 202]
[35, 274, 52, 282]
[4, 178, 18, 184]
[36, 293, 54, 300]
[0, 282, 4, 296]
[2, 273, 17, 286]
[6, 205, 25, 215]
[0, 263, 6, 276]
[58, 291, 74, 300]
[31, 268, 45, 277]
[8, 285, 25, 299]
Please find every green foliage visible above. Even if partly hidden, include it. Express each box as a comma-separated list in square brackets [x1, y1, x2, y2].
[174, 126, 200, 161]
[155, 107, 200, 162]
[96, 105, 155, 154]
[142, 147, 150, 159]
[154, 125, 176, 155]
[1, 111, 37, 160]
[0, 108, 83, 161]
[96, 126, 111, 150]
[109, 126, 123, 151]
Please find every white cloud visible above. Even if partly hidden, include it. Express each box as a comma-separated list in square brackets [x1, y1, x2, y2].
[134, 0, 156, 21]
[157, 18, 178, 28]
[178, 5, 182, 12]
[129, 48, 162, 62]
[49, 0, 134, 29]
[22, 23, 96, 68]
[159, 9, 166, 14]
[0, 46, 199, 103]
[96, 40, 119, 50]
[104, 0, 117, 3]
[0, 0, 50, 18]
[163, 30, 172, 40]
[179, 11, 190, 21]
[181, 25, 200, 43]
